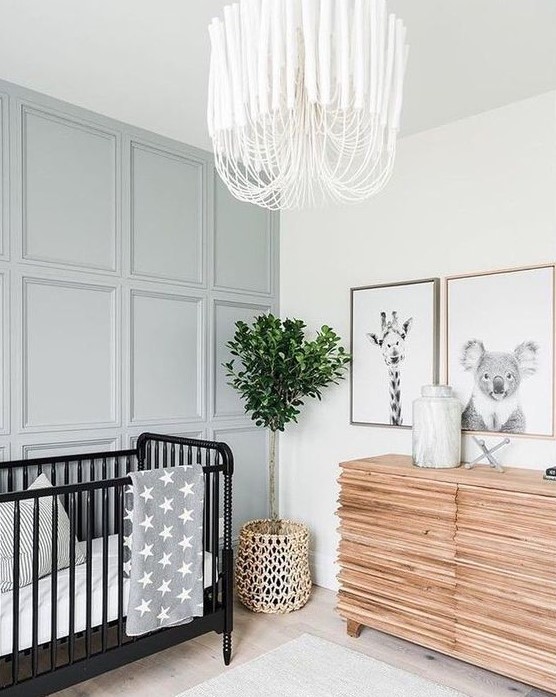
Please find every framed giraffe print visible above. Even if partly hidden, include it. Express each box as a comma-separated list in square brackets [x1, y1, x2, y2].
[350, 278, 440, 428]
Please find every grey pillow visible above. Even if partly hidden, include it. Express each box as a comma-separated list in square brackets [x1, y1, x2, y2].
[0, 474, 86, 592]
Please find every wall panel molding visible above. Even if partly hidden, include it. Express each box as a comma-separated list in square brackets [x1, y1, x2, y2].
[129, 138, 207, 287]
[212, 298, 271, 420]
[129, 288, 205, 426]
[0, 77, 278, 468]
[213, 175, 278, 297]
[21, 275, 120, 432]
[19, 103, 120, 274]
[21, 436, 122, 460]
[0, 271, 10, 435]
[0, 92, 8, 260]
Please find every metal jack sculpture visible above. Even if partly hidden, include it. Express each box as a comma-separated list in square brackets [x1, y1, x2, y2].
[465, 436, 510, 473]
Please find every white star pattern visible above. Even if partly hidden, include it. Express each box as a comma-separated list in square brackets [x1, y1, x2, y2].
[177, 587, 192, 603]
[159, 497, 173, 514]
[158, 552, 172, 568]
[138, 571, 153, 588]
[125, 465, 204, 632]
[157, 606, 170, 622]
[135, 598, 152, 617]
[178, 561, 192, 577]
[157, 579, 172, 597]
[179, 482, 194, 497]
[179, 535, 193, 551]
[139, 514, 154, 531]
[139, 486, 153, 502]
[139, 543, 153, 560]
[178, 508, 193, 525]
[159, 525, 173, 541]
[159, 471, 174, 486]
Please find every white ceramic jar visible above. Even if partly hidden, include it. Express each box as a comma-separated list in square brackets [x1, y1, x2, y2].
[412, 385, 462, 468]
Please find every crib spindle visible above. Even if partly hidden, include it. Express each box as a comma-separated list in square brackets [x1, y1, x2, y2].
[68, 493, 77, 664]
[101, 487, 109, 652]
[50, 495, 59, 671]
[11, 500, 21, 685]
[31, 496, 40, 677]
[85, 489, 93, 658]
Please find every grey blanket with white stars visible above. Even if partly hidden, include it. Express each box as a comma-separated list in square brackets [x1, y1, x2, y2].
[123, 465, 205, 636]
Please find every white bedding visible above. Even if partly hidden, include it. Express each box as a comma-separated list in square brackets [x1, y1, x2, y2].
[0, 535, 215, 656]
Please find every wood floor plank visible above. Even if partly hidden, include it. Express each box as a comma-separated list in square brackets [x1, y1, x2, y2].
[52, 587, 545, 697]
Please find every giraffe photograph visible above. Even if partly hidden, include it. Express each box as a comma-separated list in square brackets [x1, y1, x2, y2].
[350, 279, 440, 428]
[447, 264, 556, 438]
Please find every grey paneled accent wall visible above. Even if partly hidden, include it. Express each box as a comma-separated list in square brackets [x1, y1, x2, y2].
[0, 78, 279, 535]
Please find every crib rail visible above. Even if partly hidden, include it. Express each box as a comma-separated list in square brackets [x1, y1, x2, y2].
[0, 433, 233, 697]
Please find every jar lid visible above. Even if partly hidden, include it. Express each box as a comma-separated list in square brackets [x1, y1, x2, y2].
[421, 385, 454, 398]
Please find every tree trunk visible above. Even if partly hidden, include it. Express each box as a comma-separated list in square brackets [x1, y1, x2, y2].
[269, 429, 277, 522]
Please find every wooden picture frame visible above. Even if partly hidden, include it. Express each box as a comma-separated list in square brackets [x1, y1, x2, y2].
[446, 263, 556, 439]
[350, 278, 440, 428]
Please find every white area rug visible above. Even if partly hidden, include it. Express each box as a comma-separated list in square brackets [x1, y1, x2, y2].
[177, 634, 469, 696]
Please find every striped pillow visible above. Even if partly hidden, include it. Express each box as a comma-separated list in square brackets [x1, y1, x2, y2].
[0, 474, 86, 592]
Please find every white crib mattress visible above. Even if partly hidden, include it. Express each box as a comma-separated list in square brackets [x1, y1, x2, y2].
[0, 535, 215, 656]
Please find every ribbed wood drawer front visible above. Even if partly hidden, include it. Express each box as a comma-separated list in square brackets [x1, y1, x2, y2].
[338, 536, 455, 582]
[455, 485, 556, 693]
[337, 592, 455, 653]
[337, 473, 457, 655]
[455, 626, 556, 693]
[339, 471, 457, 519]
[338, 565, 454, 617]
[456, 485, 556, 580]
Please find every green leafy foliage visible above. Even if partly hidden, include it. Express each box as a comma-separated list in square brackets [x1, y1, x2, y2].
[224, 314, 351, 434]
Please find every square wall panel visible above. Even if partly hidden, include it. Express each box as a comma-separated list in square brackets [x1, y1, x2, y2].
[0, 94, 6, 258]
[131, 142, 204, 284]
[21, 437, 120, 460]
[22, 107, 117, 271]
[214, 300, 270, 418]
[214, 427, 268, 540]
[131, 290, 203, 423]
[214, 177, 273, 294]
[23, 278, 117, 430]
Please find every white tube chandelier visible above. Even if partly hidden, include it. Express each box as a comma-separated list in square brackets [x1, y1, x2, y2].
[208, 0, 408, 210]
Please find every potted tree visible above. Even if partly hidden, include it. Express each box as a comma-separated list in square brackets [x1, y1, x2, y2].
[224, 313, 350, 613]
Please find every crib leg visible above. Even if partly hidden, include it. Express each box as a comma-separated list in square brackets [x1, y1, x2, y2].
[223, 631, 232, 665]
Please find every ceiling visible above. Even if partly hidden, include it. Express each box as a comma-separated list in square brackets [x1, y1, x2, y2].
[0, 0, 554, 150]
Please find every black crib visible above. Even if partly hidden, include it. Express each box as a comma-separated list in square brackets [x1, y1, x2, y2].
[0, 433, 233, 697]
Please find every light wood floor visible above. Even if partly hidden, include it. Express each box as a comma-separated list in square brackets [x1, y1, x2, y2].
[57, 587, 552, 697]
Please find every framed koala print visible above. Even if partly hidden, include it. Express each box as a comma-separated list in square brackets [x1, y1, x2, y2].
[446, 264, 556, 438]
[351, 278, 440, 428]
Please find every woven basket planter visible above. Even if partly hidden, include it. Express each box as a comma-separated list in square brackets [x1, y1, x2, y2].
[236, 519, 312, 614]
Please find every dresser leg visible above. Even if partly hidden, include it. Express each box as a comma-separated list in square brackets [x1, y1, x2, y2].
[346, 619, 363, 638]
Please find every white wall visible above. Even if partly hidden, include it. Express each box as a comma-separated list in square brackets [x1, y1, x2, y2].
[279, 91, 556, 589]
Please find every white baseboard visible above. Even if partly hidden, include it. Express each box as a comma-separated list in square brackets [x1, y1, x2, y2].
[309, 550, 339, 591]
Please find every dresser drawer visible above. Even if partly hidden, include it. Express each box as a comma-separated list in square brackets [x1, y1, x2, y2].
[338, 589, 455, 653]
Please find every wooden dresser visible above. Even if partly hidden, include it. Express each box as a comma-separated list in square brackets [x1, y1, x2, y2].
[337, 455, 556, 693]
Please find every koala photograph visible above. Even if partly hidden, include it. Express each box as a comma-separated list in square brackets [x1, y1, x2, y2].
[447, 265, 555, 438]
[460, 339, 539, 433]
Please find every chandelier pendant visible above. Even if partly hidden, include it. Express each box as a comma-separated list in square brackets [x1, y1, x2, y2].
[208, 0, 409, 210]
